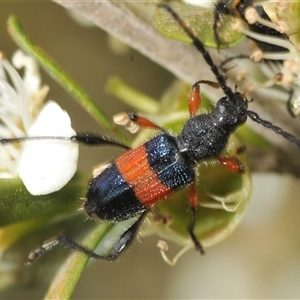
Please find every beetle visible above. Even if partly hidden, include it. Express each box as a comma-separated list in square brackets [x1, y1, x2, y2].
[213, 1, 299, 117]
[2, 2, 300, 264]
[213, 0, 290, 53]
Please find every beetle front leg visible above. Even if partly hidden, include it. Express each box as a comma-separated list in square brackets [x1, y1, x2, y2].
[189, 80, 220, 117]
[113, 111, 163, 133]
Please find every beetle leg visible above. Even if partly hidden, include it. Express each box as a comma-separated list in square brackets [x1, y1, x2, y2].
[286, 88, 297, 118]
[189, 80, 220, 117]
[26, 211, 148, 265]
[217, 156, 245, 174]
[127, 111, 163, 130]
[113, 111, 163, 133]
[187, 183, 204, 255]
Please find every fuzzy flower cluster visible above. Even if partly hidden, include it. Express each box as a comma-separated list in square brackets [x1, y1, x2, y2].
[0, 50, 78, 195]
[184, 0, 300, 116]
[232, 1, 300, 115]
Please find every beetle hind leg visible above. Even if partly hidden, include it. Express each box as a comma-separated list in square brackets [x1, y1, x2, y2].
[26, 211, 148, 265]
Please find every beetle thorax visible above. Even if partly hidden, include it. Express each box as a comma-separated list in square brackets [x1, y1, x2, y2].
[176, 92, 248, 162]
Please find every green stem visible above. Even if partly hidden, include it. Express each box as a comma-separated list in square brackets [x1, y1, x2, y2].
[7, 15, 124, 139]
[106, 76, 159, 114]
[44, 223, 114, 300]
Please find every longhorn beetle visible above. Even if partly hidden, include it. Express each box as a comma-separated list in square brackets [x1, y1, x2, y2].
[2, 3, 300, 264]
[213, 0, 290, 53]
[213, 1, 297, 117]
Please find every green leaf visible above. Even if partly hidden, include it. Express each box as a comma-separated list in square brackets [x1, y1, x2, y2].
[0, 173, 87, 228]
[282, 1, 300, 44]
[153, 2, 244, 48]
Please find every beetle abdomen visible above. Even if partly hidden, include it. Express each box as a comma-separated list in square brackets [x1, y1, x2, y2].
[85, 133, 195, 222]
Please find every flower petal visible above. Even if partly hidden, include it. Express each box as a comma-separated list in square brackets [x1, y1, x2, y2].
[18, 101, 79, 195]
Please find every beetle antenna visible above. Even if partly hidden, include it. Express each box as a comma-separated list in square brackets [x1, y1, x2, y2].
[159, 2, 233, 98]
[247, 110, 300, 148]
[0, 134, 130, 150]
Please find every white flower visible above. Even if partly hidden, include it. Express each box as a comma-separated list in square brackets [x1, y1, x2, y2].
[0, 50, 79, 195]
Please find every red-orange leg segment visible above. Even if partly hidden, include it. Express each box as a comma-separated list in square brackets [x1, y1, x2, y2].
[187, 183, 204, 254]
[189, 80, 221, 117]
[127, 111, 163, 130]
[217, 156, 245, 174]
[189, 83, 201, 117]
